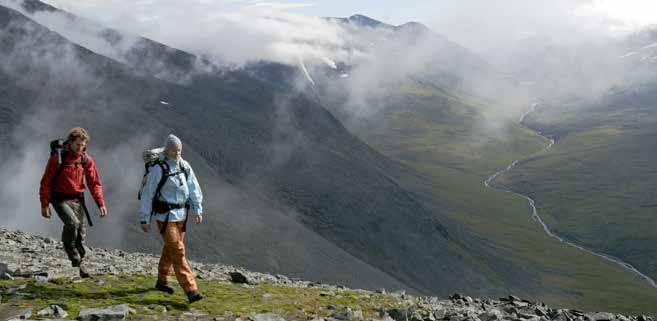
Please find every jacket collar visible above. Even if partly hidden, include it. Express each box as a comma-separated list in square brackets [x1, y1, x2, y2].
[64, 146, 86, 160]
[160, 153, 182, 167]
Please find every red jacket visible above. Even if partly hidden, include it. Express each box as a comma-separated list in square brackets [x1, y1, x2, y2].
[39, 149, 105, 209]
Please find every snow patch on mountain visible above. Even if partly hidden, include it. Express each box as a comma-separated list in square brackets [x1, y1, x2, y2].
[642, 42, 657, 50]
[620, 52, 638, 59]
[322, 57, 337, 69]
[298, 57, 316, 86]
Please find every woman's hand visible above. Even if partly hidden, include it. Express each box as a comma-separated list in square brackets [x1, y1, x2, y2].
[195, 215, 203, 224]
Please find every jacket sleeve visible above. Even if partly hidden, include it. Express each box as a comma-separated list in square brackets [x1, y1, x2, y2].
[39, 155, 59, 208]
[84, 155, 105, 208]
[185, 163, 203, 216]
[139, 164, 162, 223]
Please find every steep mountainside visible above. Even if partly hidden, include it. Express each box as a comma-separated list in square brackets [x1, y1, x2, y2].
[0, 4, 418, 293]
[0, 3, 529, 299]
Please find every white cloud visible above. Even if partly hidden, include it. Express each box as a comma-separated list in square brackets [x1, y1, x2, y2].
[5, 0, 653, 125]
[31, 0, 347, 66]
[576, 0, 657, 32]
[245, 1, 313, 10]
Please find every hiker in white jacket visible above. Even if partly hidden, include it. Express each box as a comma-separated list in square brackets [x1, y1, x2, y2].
[138, 134, 204, 303]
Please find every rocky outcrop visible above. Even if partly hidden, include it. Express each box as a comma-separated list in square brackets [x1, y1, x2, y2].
[0, 229, 654, 321]
[0, 229, 320, 288]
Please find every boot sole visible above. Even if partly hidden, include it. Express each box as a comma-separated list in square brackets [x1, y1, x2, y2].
[155, 284, 175, 295]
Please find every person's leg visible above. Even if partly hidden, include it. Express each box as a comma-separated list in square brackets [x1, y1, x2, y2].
[155, 221, 175, 294]
[70, 201, 86, 260]
[68, 201, 90, 278]
[166, 222, 198, 296]
[53, 201, 81, 266]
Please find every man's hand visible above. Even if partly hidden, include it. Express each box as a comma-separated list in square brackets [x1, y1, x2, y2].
[99, 206, 108, 218]
[195, 215, 203, 224]
[141, 223, 149, 233]
[41, 206, 51, 219]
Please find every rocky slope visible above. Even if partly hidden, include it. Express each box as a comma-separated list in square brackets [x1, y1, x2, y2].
[1, 229, 654, 321]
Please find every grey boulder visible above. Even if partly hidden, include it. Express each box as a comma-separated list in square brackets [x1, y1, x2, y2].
[77, 304, 130, 321]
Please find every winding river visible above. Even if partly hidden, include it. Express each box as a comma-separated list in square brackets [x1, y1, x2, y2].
[483, 102, 657, 289]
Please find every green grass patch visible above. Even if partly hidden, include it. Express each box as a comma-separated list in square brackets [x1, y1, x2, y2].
[0, 275, 410, 320]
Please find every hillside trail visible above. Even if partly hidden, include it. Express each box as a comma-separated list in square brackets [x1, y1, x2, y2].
[483, 101, 657, 289]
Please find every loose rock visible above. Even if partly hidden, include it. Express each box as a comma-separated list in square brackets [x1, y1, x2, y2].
[249, 313, 287, 321]
[77, 304, 130, 321]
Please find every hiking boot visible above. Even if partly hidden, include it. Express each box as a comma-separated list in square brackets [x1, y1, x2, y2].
[155, 281, 175, 295]
[79, 266, 90, 278]
[186, 290, 203, 303]
[78, 259, 90, 278]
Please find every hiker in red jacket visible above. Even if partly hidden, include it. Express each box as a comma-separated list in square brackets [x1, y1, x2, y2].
[39, 127, 108, 278]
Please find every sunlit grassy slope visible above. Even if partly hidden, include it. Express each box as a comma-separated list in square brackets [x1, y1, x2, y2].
[495, 88, 657, 295]
[345, 86, 657, 315]
[0, 275, 406, 320]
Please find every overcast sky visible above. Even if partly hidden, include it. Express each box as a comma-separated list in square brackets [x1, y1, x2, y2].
[38, 0, 657, 54]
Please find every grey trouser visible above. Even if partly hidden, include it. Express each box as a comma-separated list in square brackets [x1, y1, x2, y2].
[53, 200, 87, 263]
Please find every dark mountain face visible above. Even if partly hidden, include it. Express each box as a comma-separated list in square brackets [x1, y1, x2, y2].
[0, 3, 414, 291]
[0, 3, 535, 297]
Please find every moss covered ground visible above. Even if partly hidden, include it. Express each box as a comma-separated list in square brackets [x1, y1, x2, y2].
[0, 275, 410, 320]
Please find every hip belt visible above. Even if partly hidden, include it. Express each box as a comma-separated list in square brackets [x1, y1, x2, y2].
[152, 200, 190, 234]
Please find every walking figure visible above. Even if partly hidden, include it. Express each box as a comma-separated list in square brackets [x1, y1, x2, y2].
[139, 134, 204, 303]
[39, 127, 108, 278]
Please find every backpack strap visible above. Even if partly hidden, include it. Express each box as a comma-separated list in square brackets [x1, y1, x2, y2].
[150, 161, 170, 223]
[180, 161, 191, 233]
[50, 151, 89, 190]
[81, 152, 88, 170]
[50, 150, 68, 191]
[181, 162, 189, 182]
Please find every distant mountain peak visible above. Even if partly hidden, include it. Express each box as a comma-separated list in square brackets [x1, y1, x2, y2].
[396, 21, 428, 30]
[394, 21, 431, 35]
[347, 14, 385, 28]
[328, 14, 431, 36]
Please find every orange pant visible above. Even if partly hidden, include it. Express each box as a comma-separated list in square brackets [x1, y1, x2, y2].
[156, 221, 197, 293]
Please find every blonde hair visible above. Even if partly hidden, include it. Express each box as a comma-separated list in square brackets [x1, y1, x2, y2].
[67, 127, 90, 143]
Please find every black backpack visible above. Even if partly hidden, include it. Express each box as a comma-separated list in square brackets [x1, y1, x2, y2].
[50, 139, 88, 173]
